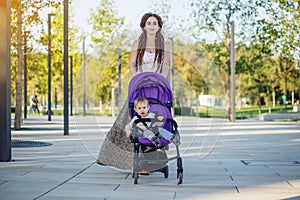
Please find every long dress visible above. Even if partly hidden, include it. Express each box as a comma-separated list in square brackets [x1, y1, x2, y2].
[97, 52, 164, 170]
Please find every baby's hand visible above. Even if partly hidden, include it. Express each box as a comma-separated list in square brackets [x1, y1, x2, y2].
[157, 116, 164, 121]
[125, 130, 131, 138]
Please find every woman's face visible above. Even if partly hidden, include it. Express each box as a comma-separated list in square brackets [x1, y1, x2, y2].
[144, 16, 160, 35]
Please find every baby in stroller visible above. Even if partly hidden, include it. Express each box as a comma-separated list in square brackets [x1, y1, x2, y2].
[127, 72, 183, 185]
[125, 97, 180, 148]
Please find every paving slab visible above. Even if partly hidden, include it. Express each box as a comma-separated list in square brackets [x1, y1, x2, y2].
[1, 115, 299, 199]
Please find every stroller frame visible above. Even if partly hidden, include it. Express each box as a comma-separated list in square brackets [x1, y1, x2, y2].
[127, 72, 183, 185]
[130, 117, 183, 185]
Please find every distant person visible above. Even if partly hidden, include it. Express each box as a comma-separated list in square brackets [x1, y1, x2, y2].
[30, 95, 40, 114]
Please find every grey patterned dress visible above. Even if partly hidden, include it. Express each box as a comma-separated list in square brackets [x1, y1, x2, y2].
[97, 51, 164, 170]
[97, 101, 133, 170]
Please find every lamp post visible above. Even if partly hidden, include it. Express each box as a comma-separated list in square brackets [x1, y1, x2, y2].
[0, 0, 11, 162]
[63, 0, 69, 135]
[116, 48, 122, 111]
[230, 21, 236, 122]
[24, 30, 29, 119]
[47, 13, 55, 121]
[70, 55, 73, 116]
[169, 38, 174, 115]
[169, 38, 174, 92]
[82, 36, 86, 116]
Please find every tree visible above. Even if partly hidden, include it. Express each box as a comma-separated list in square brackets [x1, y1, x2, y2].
[189, 0, 261, 121]
[36, 4, 81, 110]
[10, 0, 59, 129]
[89, 0, 128, 107]
[255, 0, 300, 105]
[236, 42, 273, 110]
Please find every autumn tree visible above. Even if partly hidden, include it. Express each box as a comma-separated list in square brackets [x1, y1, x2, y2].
[10, 0, 59, 129]
[255, 0, 300, 105]
[37, 4, 81, 109]
[89, 0, 128, 107]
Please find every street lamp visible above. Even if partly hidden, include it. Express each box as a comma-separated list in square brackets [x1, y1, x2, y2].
[116, 48, 122, 111]
[82, 36, 86, 116]
[70, 55, 73, 116]
[230, 21, 236, 122]
[24, 30, 30, 119]
[169, 38, 174, 93]
[48, 13, 55, 121]
[0, 0, 11, 162]
[63, 0, 69, 135]
[169, 37, 174, 116]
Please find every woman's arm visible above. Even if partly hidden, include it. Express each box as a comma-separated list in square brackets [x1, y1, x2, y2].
[129, 40, 139, 76]
[125, 118, 135, 138]
[162, 41, 170, 77]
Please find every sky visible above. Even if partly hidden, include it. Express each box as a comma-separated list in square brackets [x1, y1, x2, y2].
[71, 0, 190, 34]
[68, 0, 192, 52]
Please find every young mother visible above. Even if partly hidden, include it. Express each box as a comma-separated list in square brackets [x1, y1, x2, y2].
[97, 13, 170, 170]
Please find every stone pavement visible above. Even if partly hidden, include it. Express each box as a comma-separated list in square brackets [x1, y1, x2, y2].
[0, 115, 300, 200]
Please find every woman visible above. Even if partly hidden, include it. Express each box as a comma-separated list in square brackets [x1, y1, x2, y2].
[97, 13, 170, 170]
[129, 13, 169, 77]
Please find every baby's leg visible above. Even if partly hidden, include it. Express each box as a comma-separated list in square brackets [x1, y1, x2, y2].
[143, 129, 154, 140]
[158, 128, 173, 141]
[143, 129, 162, 148]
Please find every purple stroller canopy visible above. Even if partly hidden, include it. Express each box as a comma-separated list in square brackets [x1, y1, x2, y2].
[128, 72, 173, 105]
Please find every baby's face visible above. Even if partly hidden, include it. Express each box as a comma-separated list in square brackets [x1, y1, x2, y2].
[134, 101, 150, 118]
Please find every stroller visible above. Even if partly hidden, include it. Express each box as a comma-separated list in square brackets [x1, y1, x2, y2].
[128, 72, 183, 185]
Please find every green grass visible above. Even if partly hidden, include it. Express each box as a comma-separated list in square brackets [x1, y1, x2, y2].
[273, 118, 300, 122]
[191, 105, 294, 119]
[14, 105, 296, 120]
[235, 105, 293, 119]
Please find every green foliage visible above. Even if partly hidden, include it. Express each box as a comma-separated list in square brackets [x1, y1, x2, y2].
[8, 0, 299, 117]
[189, 0, 260, 42]
[10, 0, 60, 105]
[188, 0, 300, 120]
[88, 0, 128, 106]
[89, 0, 127, 49]
[35, 4, 81, 105]
[255, 0, 300, 56]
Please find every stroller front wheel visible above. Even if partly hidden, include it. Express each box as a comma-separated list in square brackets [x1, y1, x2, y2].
[133, 172, 138, 184]
[163, 165, 169, 178]
[177, 172, 183, 185]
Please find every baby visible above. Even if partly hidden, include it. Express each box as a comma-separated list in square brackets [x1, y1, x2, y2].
[125, 97, 179, 147]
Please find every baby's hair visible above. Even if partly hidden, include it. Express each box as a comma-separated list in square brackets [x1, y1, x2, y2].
[134, 97, 149, 108]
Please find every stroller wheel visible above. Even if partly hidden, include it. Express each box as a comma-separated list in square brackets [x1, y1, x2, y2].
[133, 172, 138, 184]
[177, 172, 183, 185]
[163, 165, 169, 178]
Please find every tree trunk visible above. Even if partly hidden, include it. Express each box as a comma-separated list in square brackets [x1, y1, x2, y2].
[97, 100, 133, 170]
[272, 88, 276, 108]
[14, 2, 22, 130]
[225, 75, 231, 121]
[258, 84, 262, 113]
[292, 90, 294, 105]
[225, 30, 231, 122]
[111, 79, 115, 118]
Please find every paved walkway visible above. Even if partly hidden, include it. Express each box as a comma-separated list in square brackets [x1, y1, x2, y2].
[0, 115, 300, 200]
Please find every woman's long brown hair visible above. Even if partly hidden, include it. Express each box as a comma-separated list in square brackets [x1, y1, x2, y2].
[137, 13, 165, 72]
